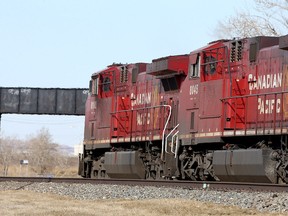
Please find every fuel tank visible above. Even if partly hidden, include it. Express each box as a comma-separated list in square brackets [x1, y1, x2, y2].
[104, 151, 145, 179]
[213, 149, 277, 183]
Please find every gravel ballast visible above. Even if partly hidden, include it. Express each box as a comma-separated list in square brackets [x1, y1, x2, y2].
[0, 181, 287, 213]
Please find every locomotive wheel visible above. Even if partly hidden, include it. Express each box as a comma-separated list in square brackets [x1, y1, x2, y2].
[198, 168, 206, 181]
[146, 166, 163, 180]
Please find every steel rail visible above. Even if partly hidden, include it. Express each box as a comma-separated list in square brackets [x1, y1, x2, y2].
[0, 177, 288, 193]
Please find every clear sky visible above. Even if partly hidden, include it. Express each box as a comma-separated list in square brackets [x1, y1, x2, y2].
[0, 0, 246, 147]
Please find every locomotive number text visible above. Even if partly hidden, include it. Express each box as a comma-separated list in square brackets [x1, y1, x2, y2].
[189, 84, 198, 95]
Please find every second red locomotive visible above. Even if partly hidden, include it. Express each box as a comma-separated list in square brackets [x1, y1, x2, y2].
[79, 35, 288, 184]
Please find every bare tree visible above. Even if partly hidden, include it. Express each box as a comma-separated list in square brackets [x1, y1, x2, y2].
[0, 136, 21, 176]
[26, 128, 61, 176]
[0, 128, 78, 177]
[215, 0, 288, 38]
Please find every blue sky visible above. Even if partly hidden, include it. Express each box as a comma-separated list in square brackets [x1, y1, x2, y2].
[0, 0, 245, 147]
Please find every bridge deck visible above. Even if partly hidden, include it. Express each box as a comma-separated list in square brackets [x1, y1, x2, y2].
[0, 87, 88, 115]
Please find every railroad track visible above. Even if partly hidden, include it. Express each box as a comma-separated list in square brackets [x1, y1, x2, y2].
[0, 176, 288, 193]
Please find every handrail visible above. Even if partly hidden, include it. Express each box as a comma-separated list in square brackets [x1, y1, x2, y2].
[221, 90, 288, 101]
[161, 105, 172, 160]
[174, 134, 180, 159]
[165, 124, 179, 154]
[171, 130, 179, 155]
[110, 104, 170, 114]
[222, 90, 288, 136]
[110, 104, 172, 159]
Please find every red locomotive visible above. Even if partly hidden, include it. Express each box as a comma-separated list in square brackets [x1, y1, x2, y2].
[79, 35, 288, 184]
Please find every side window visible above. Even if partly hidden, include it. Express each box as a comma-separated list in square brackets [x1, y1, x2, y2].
[89, 80, 92, 93]
[102, 77, 111, 92]
[94, 77, 99, 95]
[201, 46, 226, 82]
[204, 56, 216, 75]
[161, 77, 179, 91]
[91, 77, 99, 95]
[189, 54, 200, 78]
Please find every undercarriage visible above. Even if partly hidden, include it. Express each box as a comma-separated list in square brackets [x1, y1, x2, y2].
[79, 137, 288, 184]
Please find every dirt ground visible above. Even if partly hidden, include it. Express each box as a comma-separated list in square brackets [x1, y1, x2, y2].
[0, 190, 287, 216]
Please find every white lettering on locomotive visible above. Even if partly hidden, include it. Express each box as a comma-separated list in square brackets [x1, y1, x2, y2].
[136, 113, 151, 125]
[257, 98, 281, 114]
[189, 84, 198, 95]
[248, 73, 282, 91]
[131, 92, 151, 107]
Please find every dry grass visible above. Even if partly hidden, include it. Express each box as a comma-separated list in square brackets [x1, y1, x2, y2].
[1, 164, 79, 178]
[52, 166, 79, 178]
[0, 190, 287, 216]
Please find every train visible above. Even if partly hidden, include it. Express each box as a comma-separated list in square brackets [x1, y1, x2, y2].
[78, 35, 288, 184]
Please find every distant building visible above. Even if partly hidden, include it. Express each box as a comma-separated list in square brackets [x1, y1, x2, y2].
[74, 143, 83, 156]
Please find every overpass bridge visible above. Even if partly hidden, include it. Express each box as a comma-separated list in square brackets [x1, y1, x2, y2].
[0, 87, 89, 128]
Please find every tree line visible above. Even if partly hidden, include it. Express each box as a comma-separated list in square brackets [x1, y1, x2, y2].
[0, 128, 78, 177]
[215, 0, 288, 38]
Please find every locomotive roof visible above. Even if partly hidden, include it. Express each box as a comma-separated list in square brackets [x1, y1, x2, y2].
[91, 62, 147, 77]
[189, 39, 228, 54]
[152, 54, 189, 62]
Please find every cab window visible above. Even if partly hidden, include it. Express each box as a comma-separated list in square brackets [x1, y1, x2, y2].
[90, 77, 99, 95]
[189, 54, 200, 78]
[103, 77, 111, 92]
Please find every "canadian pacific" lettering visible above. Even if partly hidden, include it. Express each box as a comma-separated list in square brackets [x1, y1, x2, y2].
[248, 73, 282, 91]
[131, 92, 151, 107]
